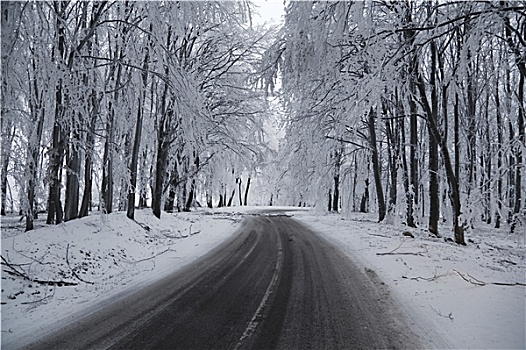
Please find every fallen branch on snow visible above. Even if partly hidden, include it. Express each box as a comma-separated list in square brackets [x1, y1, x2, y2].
[376, 241, 428, 256]
[1, 255, 78, 287]
[367, 232, 391, 238]
[120, 248, 174, 265]
[402, 273, 448, 282]
[452, 269, 525, 287]
[492, 281, 526, 287]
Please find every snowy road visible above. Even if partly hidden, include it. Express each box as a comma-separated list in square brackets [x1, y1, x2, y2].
[24, 214, 422, 349]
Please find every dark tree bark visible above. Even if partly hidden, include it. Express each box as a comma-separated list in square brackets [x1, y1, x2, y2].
[101, 56, 123, 215]
[400, 118, 416, 227]
[79, 92, 98, 218]
[184, 156, 199, 211]
[207, 193, 213, 208]
[511, 70, 524, 233]
[367, 107, 386, 222]
[454, 93, 460, 189]
[385, 114, 399, 219]
[47, 120, 66, 224]
[165, 166, 177, 213]
[64, 131, 80, 222]
[152, 131, 168, 219]
[227, 187, 235, 207]
[360, 178, 369, 213]
[333, 175, 339, 212]
[25, 56, 45, 230]
[466, 51, 477, 198]
[495, 78, 503, 228]
[218, 193, 224, 208]
[47, 3, 67, 225]
[237, 178, 242, 206]
[481, 92, 492, 224]
[427, 40, 440, 236]
[416, 61, 464, 245]
[403, 4, 419, 209]
[101, 108, 114, 214]
[185, 183, 195, 211]
[127, 44, 149, 220]
[152, 81, 173, 218]
[244, 177, 251, 206]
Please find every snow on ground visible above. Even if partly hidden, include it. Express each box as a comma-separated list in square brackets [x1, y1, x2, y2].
[290, 210, 526, 350]
[1, 209, 242, 348]
[2, 206, 524, 349]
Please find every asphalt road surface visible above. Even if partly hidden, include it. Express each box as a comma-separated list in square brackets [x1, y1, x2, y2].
[23, 214, 424, 349]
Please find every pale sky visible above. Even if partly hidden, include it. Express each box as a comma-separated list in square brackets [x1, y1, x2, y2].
[252, 0, 285, 26]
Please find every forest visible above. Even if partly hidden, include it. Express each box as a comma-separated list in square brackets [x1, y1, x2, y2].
[262, 0, 525, 244]
[1, 1, 525, 245]
[1, 1, 272, 229]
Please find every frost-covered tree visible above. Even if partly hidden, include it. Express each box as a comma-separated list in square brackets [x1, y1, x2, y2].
[1, 0, 271, 226]
[263, 0, 525, 243]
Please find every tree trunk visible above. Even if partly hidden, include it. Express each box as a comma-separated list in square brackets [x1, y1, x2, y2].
[385, 117, 399, 219]
[185, 156, 199, 211]
[185, 183, 195, 212]
[360, 178, 369, 213]
[416, 60, 464, 245]
[244, 177, 251, 206]
[403, 6, 419, 209]
[495, 80, 503, 228]
[79, 93, 98, 218]
[101, 111, 114, 214]
[333, 175, 339, 212]
[127, 44, 149, 220]
[25, 57, 45, 230]
[64, 131, 80, 222]
[47, 6, 66, 225]
[165, 183, 176, 213]
[511, 71, 524, 233]
[400, 118, 415, 227]
[227, 187, 235, 207]
[237, 178, 242, 206]
[152, 132, 168, 219]
[47, 120, 65, 225]
[328, 188, 332, 212]
[428, 40, 440, 236]
[367, 107, 386, 222]
[1, 119, 15, 216]
[127, 98, 144, 219]
[207, 193, 213, 208]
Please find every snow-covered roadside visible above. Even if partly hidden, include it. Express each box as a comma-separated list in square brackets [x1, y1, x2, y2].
[1, 209, 242, 348]
[292, 211, 526, 349]
[2, 206, 524, 349]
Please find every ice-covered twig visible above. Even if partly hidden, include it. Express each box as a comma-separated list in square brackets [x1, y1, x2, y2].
[430, 305, 454, 321]
[121, 248, 174, 264]
[452, 269, 485, 286]
[453, 268, 525, 287]
[376, 241, 427, 256]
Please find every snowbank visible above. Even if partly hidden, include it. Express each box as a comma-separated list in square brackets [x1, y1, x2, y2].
[2, 206, 524, 349]
[291, 211, 526, 349]
[1, 209, 241, 348]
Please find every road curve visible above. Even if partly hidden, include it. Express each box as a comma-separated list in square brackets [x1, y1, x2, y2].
[22, 214, 423, 349]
